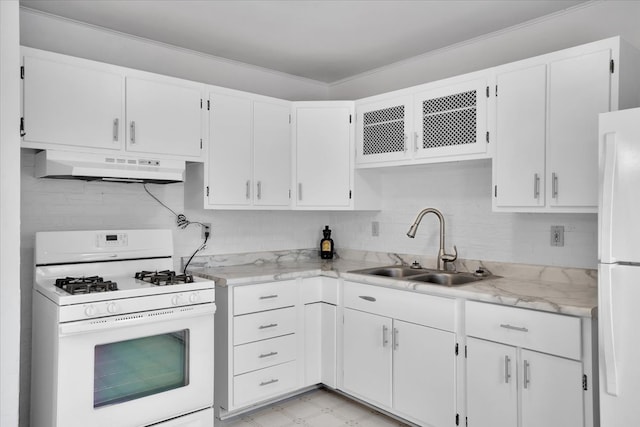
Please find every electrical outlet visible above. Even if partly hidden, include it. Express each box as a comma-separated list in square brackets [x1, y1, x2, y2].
[551, 225, 564, 247]
[201, 223, 211, 240]
[371, 221, 379, 237]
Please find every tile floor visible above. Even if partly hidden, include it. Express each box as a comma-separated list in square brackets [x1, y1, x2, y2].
[215, 388, 412, 427]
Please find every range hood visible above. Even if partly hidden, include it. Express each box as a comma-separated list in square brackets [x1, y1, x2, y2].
[35, 150, 185, 184]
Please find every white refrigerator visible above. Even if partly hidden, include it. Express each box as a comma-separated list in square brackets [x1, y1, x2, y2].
[598, 107, 640, 426]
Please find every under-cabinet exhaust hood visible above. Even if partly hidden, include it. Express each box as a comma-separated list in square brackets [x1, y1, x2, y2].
[35, 150, 185, 184]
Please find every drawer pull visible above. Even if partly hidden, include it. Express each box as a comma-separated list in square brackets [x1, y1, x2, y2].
[258, 351, 278, 359]
[499, 324, 529, 333]
[523, 360, 531, 389]
[259, 295, 278, 300]
[504, 355, 512, 383]
[359, 295, 376, 302]
[259, 378, 279, 387]
[258, 323, 278, 330]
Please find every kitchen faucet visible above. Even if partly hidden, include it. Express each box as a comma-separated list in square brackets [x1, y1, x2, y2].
[407, 208, 458, 271]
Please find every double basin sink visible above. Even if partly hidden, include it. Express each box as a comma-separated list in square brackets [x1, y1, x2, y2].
[348, 265, 498, 286]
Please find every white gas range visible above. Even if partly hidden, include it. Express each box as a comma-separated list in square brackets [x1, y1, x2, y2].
[31, 229, 216, 427]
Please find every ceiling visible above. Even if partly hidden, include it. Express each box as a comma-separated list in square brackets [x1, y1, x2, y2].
[20, 0, 589, 83]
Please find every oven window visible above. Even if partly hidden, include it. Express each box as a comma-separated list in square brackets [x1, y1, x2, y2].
[93, 330, 189, 408]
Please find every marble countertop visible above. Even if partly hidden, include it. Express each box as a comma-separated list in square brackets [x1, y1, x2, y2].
[191, 255, 597, 318]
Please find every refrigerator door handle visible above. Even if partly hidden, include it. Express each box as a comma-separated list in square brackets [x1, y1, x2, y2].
[600, 132, 617, 262]
[600, 264, 619, 396]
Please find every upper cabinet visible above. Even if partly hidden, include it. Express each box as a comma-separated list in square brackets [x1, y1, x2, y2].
[21, 47, 205, 160]
[292, 101, 380, 210]
[493, 37, 640, 213]
[355, 73, 490, 168]
[200, 89, 291, 209]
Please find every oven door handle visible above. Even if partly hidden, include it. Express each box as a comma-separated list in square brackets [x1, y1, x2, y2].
[59, 304, 216, 336]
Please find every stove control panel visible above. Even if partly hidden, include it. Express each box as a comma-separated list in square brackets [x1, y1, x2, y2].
[96, 232, 128, 248]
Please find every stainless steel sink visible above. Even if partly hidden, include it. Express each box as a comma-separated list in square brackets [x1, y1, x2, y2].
[350, 266, 428, 278]
[349, 265, 499, 286]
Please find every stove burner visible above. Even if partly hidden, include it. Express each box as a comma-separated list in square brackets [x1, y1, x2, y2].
[54, 276, 118, 295]
[135, 270, 194, 286]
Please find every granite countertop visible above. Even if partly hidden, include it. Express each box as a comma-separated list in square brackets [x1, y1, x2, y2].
[190, 252, 597, 318]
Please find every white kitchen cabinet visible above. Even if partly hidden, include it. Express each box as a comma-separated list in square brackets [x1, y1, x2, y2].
[293, 101, 353, 209]
[22, 52, 123, 151]
[354, 72, 491, 169]
[195, 90, 291, 209]
[355, 95, 413, 164]
[342, 281, 458, 426]
[413, 77, 488, 160]
[125, 76, 202, 158]
[493, 37, 640, 212]
[21, 47, 204, 160]
[465, 300, 591, 427]
[215, 280, 302, 418]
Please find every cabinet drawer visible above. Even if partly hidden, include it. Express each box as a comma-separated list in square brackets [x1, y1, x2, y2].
[343, 281, 455, 331]
[233, 361, 297, 408]
[234, 280, 298, 315]
[465, 301, 581, 360]
[234, 334, 297, 375]
[234, 306, 296, 345]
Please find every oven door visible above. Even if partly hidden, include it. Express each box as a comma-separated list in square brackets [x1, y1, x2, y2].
[55, 303, 215, 427]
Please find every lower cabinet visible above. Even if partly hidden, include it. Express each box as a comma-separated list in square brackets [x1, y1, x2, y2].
[465, 300, 590, 427]
[341, 281, 458, 427]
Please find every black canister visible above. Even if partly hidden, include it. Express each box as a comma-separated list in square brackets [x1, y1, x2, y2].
[320, 225, 334, 259]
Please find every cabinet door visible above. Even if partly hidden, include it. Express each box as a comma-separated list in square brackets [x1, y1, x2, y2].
[356, 96, 412, 164]
[22, 55, 123, 150]
[342, 308, 392, 408]
[304, 302, 337, 388]
[125, 77, 202, 157]
[295, 104, 352, 208]
[393, 320, 456, 427]
[253, 101, 291, 207]
[414, 77, 488, 159]
[547, 49, 611, 208]
[208, 93, 252, 206]
[466, 337, 518, 427]
[494, 64, 547, 208]
[520, 349, 584, 427]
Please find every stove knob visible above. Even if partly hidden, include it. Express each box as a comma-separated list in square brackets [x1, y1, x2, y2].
[84, 305, 96, 317]
[107, 302, 118, 314]
[171, 295, 183, 306]
[189, 293, 199, 303]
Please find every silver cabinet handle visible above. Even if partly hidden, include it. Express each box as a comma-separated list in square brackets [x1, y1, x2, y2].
[534, 173, 540, 198]
[258, 351, 278, 359]
[382, 325, 389, 347]
[523, 360, 530, 389]
[358, 296, 376, 302]
[414, 131, 419, 152]
[245, 180, 251, 200]
[504, 355, 511, 383]
[129, 121, 136, 144]
[499, 324, 529, 333]
[257, 181, 262, 200]
[552, 172, 559, 198]
[298, 183, 302, 201]
[113, 118, 119, 142]
[259, 379, 279, 386]
[258, 323, 278, 330]
[259, 294, 278, 300]
[393, 327, 399, 350]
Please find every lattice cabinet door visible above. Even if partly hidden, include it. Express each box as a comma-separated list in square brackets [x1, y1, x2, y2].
[355, 95, 413, 165]
[413, 77, 488, 159]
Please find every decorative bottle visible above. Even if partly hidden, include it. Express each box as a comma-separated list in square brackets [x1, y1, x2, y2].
[320, 225, 334, 259]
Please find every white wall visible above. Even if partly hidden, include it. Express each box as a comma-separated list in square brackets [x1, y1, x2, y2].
[333, 161, 597, 269]
[329, 1, 640, 99]
[1, 2, 21, 427]
[19, 7, 329, 101]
